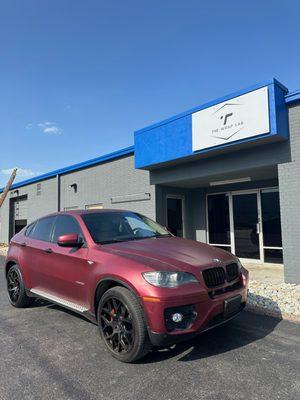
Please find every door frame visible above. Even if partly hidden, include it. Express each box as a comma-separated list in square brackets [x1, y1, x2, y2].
[165, 194, 186, 238]
[206, 187, 283, 264]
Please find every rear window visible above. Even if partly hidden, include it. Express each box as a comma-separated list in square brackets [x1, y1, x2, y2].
[28, 216, 56, 242]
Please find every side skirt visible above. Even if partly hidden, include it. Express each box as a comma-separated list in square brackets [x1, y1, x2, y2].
[27, 288, 97, 324]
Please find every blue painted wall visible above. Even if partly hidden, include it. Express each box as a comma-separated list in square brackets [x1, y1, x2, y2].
[134, 79, 289, 169]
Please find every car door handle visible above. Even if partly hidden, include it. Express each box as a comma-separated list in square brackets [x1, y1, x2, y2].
[44, 248, 53, 254]
[20, 242, 26, 247]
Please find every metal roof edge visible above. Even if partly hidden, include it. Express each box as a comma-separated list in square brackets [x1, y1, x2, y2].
[285, 90, 300, 105]
[0, 145, 134, 193]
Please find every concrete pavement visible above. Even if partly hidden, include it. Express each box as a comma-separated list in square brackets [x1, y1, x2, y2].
[0, 255, 299, 400]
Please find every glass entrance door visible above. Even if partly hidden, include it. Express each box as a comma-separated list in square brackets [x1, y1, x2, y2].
[232, 193, 260, 260]
[166, 196, 184, 237]
[207, 188, 283, 263]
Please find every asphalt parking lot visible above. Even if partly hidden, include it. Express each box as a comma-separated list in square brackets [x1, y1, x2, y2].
[0, 255, 299, 400]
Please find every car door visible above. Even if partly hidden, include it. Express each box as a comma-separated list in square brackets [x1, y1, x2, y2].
[46, 214, 90, 308]
[24, 215, 57, 290]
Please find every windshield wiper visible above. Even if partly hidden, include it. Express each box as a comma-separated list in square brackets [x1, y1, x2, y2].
[95, 239, 125, 244]
[152, 233, 172, 238]
[96, 237, 146, 244]
[96, 233, 171, 245]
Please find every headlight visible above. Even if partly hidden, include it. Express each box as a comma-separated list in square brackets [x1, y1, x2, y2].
[237, 259, 249, 280]
[142, 271, 198, 288]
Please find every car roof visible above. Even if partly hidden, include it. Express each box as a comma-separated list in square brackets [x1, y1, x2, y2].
[39, 209, 134, 218]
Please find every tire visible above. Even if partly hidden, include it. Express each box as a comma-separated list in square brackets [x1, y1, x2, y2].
[6, 264, 33, 308]
[97, 286, 152, 362]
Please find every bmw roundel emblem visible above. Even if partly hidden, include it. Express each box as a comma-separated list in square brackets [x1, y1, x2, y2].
[212, 258, 221, 263]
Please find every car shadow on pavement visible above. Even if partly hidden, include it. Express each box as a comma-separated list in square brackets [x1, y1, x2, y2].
[139, 310, 282, 364]
[30, 295, 283, 364]
[29, 298, 52, 308]
[46, 303, 96, 324]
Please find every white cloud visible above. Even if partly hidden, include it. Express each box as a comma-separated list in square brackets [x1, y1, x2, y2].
[44, 126, 61, 134]
[25, 121, 62, 135]
[1, 168, 38, 178]
[38, 121, 62, 134]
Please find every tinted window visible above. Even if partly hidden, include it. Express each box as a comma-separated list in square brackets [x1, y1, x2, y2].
[261, 190, 282, 248]
[208, 194, 230, 245]
[167, 198, 183, 237]
[29, 217, 56, 242]
[82, 211, 169, 244]
[52, 215, 83, 243]
[25, 222, 36, 237]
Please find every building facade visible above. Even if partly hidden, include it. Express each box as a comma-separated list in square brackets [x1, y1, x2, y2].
[1, 79, 300, 283]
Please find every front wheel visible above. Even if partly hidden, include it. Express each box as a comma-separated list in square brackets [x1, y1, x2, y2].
[6, 264, 33, 308]
[97, 286, 152, 362]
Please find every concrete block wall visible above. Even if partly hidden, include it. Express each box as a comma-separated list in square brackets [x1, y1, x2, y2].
[278, 103, 300, 283]
[0, 177, 58, 244]
[60, 155, 155, 219]
[0, 155, 155, 244]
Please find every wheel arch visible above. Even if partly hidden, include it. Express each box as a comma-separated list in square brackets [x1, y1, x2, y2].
[5, 259, 18, 277]
[93, 277, 141, 319]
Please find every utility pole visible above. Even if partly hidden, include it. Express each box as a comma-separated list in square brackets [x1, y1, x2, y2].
[0, 168, 17, 209]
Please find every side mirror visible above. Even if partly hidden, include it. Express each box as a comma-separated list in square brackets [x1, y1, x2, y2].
[57, 233, 82, 248]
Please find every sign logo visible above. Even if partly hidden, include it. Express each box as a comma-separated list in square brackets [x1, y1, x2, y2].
[192, 86, 270, 152]
[210, 102, 244, 141]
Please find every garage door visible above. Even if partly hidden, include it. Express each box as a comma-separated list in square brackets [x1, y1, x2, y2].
[13, 196, 28, 220]
[10, 195, 28, 238]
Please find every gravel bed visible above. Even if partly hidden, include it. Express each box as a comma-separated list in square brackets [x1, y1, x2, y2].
[0, 245, 8, 256]
[248, 280, 300, 319]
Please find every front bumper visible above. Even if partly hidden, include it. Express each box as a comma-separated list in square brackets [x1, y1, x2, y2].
[148, 301, 246, 347]
[143, 280, 248, 347]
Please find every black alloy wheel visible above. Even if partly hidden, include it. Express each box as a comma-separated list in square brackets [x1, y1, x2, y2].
[97, 286, 152, 362]
[6, 264, 33, 308]
[7, 268, 21, 303]
[100, 297, 134, 354]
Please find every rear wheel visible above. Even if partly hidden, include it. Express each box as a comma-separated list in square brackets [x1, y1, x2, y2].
[6, 264, 33, 308]
[97, 286, 152, 362]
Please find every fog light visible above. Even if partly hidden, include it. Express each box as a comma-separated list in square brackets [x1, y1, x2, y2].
[171, 313, 183, 323]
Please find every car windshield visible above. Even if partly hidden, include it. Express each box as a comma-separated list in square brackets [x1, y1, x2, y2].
[81, 211, 171, 244]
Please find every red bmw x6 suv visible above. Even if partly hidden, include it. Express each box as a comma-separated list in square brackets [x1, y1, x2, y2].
[5, 210, 248, 362]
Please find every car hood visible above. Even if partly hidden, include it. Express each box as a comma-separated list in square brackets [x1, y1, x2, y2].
[101, 237, 236, 272]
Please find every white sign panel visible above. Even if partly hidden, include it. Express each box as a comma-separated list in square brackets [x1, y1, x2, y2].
[192, 86, 270, 152]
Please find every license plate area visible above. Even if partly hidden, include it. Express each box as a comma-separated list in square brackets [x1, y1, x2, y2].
[224, 294, 242, 317]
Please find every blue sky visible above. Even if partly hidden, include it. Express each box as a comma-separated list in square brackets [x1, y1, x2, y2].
[1, 0, 300, 186]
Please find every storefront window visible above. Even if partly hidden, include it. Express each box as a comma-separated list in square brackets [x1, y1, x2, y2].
[167, 197, 184, 237]
[261, 190, 282, 248]
[207, 194, 230, 245]
[264, 249, 283, 264]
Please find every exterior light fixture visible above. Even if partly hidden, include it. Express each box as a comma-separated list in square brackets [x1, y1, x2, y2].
[209, 177, 251, 186]
[69, 183, 78, 193]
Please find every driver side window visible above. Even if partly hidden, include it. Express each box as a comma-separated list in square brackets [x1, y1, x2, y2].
[52, 215, 84, 243]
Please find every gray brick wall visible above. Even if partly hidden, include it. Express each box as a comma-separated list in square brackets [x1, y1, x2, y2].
[278, 103, 300, 283]
[60, 155, 155, 218]
[0, 177, 58, 244]
[0, 154, 155, 244]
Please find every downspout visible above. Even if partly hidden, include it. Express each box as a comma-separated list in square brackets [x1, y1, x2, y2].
[57, 174, 61, 212]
